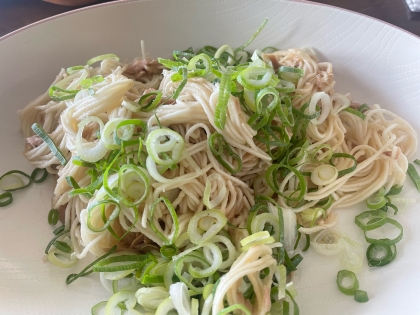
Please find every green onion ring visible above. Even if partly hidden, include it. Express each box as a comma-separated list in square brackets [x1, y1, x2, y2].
[0, 192, 13, 207]
[354, 290, 369, 303]
[329, 153, 357, 177]
[48, 209, 59, 225]
[336, 269, 359, 295]
[366, 243, 397, 267]
[363, 218, 403, 246]
[355, 210, 387, 231]
[30, 168, 48, 183]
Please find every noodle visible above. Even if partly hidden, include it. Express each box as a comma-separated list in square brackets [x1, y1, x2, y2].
[18, 46, 417, 314]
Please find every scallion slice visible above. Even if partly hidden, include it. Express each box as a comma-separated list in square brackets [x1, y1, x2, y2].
[32, 123, 67, 165]
[366, 243, 397, 267]
[149, 196, 179, 244]
[66, 246, 117, 284]
[48, 209, 59, 225]
[188, 209, 227, 245]
[363, 218, 403, 246]
[336, 269, 359, 295]
[355, 210, 387, 231]
[234, 18, 268, 53]
[343, 107, 366, 120]
[86, 54, 119, 66]
[0, 192, 13, 207]
[329, 153, 357, 176]
[214, 72, 233, 130]
[30, 168, 48, 183]
[208, 133, 242, 174]
[49, 86, 79, 101]
[407, 163, 420, 192]
[278, 66, 303, 82]
[354, 290, 369, 303]
[0, 170, 31, 191]
[138, 91, 163, 112]
[218, 304, 251, 315]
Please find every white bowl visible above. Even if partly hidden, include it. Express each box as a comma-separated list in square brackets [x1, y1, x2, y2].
[1, 0, 419, 314]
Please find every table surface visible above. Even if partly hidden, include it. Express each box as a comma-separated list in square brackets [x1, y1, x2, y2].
[0, 0, 419, 38]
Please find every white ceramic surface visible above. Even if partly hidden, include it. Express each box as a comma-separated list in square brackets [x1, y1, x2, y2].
[1, 0, 420, 314]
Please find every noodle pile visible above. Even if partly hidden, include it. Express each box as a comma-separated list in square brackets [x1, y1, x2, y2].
[18, 47, 417, 314]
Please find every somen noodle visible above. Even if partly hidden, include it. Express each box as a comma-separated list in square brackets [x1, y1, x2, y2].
[17, 36, 417, 314]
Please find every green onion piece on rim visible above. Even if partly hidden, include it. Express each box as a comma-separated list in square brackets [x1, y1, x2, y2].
[355, 210, 387, 231]
[0, 192, 13, 207]
[366, 243, 397, 267]
[363, 218, 403, 246]
[31, 168, 48, 183]
[48, 209, 59, 225]
[0, 170, 32, 191]
[336, 269, 359, 295]
[354, 290, 369, 303]
[66, 245, 117, 284]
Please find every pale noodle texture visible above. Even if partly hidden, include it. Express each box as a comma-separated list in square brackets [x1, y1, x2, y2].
[19, 49, 417, 313]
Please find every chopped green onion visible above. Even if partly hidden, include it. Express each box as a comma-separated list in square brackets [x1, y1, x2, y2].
[343, 107, 366, 120]
[218, 304, 251, 315]
[358, 103, 369, 112]
[278, 66, 303, 82]
[32, 123, 67, 165]
[302, 234, 311, 252]
[336, 269, 359, 295]
[146, 128, 184, 166]
[31, 168, 48, 183]
[158, 57, 186, 69]
[329, 153, 357, 177]
[86, 199, 120, 234]
[0, 170, 31, 191]
[48, 209, 59, 225]
[0, 192, 13, 207]
[188, 209, 227, 245]
[187, 53, 212, 76]
[355, 210, 388, 231]
[208, 133, 242, 173]
[149, 197, 179, 245]
[66, 65, 84, 73]
[386, 185, 403, 196]
[354, 289, 369, 303]
[160, 244, 177, 260]
[93, 254, 154, 272]
[366, 243, 397, 267]
[407, 163, 420, 192]
[71, 156, 95, 168]
[54, 240, 72, 253]
[171, 66, 188, 100]
[66, 246, 117, 284]
[234, 18, 268, 53]
[237, 66, 272, 90]
[366, 194, 387, 210]
[45, 228, 69, 254]
[86, 54, 119, 66]
[53, 225, 65, 235]
[47, 249, 77, 268]
[214, 72, 232, 130]
[363, 218, 403, 246]
[265, 164, 307, 202]
[240, 231, 275, 251]
[138, 91, 163, 112]
[49, 85, 79, 101]
[311, 165, 338, 186]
